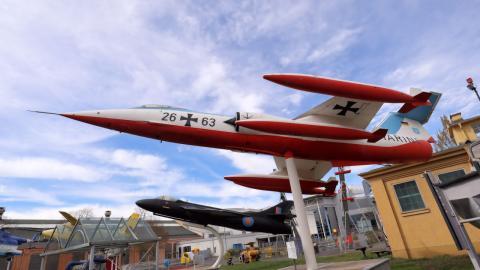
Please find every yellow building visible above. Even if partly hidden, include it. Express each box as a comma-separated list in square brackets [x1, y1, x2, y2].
[360, 145, 480, 259]
[448, 112, 480, 145]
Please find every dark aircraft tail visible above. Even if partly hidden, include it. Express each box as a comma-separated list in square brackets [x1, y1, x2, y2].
[261, 200, 294, 219]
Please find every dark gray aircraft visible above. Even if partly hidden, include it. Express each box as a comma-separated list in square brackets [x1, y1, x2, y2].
[136, 197, 294, 235]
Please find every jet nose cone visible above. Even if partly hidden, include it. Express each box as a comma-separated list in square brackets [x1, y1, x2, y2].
[135, 199, 159, 212]
[60, 110, 105, 122]
[61, 109, 102, 117]
[59, 109, 127, 131]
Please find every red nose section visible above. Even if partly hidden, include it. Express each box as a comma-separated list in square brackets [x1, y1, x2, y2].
[60, 114, 127, 131]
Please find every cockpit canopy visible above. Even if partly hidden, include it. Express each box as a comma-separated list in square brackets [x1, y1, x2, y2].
[157, 195, 178, 201]
[133, 104, 189, 111]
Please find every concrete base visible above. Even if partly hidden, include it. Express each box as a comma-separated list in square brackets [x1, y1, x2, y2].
[279, 258, 390, 270]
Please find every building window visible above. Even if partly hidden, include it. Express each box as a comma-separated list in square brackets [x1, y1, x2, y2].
[437, 169, 466, 184]
[394, 181, 425, 212]
[472, 142, 480, 159]
[473, 124, 480, 137]
[29, 255, 42, 270]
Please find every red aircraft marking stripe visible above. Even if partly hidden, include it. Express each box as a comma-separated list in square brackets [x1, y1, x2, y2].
[263, 74, 429, 105]
[61, 114, 432, 164]
[236, 119, 381, 141]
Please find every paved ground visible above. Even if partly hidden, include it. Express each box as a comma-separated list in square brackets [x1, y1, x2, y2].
[278, 258, 390, 270]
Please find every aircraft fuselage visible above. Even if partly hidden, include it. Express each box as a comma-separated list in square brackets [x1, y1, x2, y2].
[61, 106, 432, 166]
[136, 198, 292, 235]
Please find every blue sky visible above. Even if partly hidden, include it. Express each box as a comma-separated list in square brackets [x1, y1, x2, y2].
[1, 0, 479, 219]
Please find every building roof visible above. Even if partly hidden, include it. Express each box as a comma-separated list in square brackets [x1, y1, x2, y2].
[450, 114, 480, 126]
[0, 219, 64, 230]
[42, 216, 158, 256]
[1, 219, 64, 225]
[438, 169, 480, 188]
[0, 219, 199, 239]
[359, 144, 468, 179]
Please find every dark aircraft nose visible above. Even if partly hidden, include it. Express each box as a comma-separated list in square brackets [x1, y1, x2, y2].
[135, 199, 160, 212]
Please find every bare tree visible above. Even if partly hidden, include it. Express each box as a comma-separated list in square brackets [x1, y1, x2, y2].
[434, 115, 456, 152]
[72, 207, 94, 219]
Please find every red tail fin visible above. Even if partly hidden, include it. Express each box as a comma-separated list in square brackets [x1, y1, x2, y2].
[398, 92, 432, 113]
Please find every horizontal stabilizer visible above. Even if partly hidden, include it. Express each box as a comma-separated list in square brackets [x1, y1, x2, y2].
[260, 201, 294, 215]
[367, 128, 388, 143]
[398, 92, 432, 113]
[236, 119, 386, 142]
[263, 74, 426, 104]
[224, 174, 337, 195]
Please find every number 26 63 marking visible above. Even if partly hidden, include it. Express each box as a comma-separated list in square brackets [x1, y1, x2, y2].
[162, 112, 215, 127]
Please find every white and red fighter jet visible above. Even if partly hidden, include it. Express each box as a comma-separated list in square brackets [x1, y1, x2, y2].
[33, 74, 441, 270]
[33, 74, 440, 195]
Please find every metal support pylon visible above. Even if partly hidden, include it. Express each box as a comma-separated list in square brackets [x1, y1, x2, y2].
[88, 246, 95, 270]
[336, 167, 352, 251]
[175, 220, 224, 269]
[285, 152, 317, 270]
[6, 257, 11, 270]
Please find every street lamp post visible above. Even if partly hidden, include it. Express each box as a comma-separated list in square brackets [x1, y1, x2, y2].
[466, 77, 480, 102]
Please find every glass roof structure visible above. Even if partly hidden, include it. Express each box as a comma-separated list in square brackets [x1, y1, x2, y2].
[41, 216, 158, 256]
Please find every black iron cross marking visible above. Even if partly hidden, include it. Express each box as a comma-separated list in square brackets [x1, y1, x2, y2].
[242, 113, 253, 119]
[333, 101, 360, 116]
[180, 113, 198, 127]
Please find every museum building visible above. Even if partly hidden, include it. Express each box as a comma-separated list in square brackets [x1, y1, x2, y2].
[360, 112, 480, 259]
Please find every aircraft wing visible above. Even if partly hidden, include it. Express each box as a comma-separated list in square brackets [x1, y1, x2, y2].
[294, 96, 383, 129]
[273, 157, 331, 180]
[224, 158, 335, 194]
[180, 204, 245, 216]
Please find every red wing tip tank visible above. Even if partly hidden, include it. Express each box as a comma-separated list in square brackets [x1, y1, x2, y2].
[135, 197, 294, 235]
[235, 119, 388, 143]
[224, 174, 338, 195]
[263, 74, 432, 113]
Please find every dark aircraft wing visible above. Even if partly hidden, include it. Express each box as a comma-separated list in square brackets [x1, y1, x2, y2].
[180, 204, 245, 216]
[152, 213, 204, 225]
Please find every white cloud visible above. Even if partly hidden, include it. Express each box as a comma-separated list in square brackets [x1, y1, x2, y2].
[0, 184, 62, 205]
[307, 28, 362, 62]
[208, 1, 315, 44]
[5, 203, 137, 220]
[192, 60, 227, 97]
[287, 93, 304, 107]
[0, 157, 107, 182]
[59, 185, 154, 203]
[211, 195, 280, 210]
[95, 148, 185, 187]
[172, 181, 267, 199]
[215, 150, 276, 174]
[110, 149, 167, 171]
[384, 61, 436, 85]
[347, 184, 366, 196]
